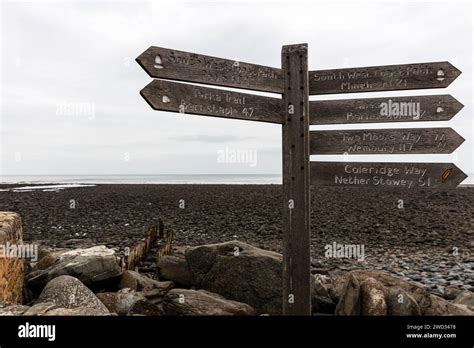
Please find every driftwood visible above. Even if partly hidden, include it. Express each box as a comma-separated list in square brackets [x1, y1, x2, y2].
[156, 219, 173, 265]
[119, 219, 173, 272]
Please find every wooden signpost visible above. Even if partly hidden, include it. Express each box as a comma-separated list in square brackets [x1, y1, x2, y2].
[137, 44, 466, 316]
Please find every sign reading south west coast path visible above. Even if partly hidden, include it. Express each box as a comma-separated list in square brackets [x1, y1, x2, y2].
[136, 46, 284, 93]
[309, 62, 461, 95]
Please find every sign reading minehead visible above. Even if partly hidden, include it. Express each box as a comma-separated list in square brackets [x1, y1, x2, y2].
[137, 44, 466, 316]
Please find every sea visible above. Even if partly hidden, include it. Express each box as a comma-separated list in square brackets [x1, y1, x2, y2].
[0, 174, 283, 185]
[0, 174, 472, 192]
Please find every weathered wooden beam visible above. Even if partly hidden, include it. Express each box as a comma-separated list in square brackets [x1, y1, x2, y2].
[281, 44, 311, 315]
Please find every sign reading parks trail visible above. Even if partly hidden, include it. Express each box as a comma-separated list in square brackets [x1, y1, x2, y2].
[140, 79, 284, 124]
[309, 127, 464, 155]
[137, 44, 466, 316]
[309, 62, 461, 95]
[309, 95, 463, 125]
[310, 162, 467, 189]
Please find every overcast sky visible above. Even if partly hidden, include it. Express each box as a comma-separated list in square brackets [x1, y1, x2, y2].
[1, 0, 473, 182]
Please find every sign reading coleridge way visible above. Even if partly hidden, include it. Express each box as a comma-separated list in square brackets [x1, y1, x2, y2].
[310, 162, 467, 189]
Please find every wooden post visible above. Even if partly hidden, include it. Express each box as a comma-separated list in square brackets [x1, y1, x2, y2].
[281, 44, 311, 315]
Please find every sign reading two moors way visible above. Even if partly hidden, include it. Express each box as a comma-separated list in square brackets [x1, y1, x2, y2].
[137, 44, 466, 316]
[309, 127, 465, 155]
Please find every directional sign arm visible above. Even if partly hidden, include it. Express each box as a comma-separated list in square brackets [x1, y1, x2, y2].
[137, 46, 284, 93]
[309, 95, 464, 125]
[310, 162, 467, 188]
[309, 128, 464, 155]
[140, 79, 284, 124]
[309, 62, 461, 95]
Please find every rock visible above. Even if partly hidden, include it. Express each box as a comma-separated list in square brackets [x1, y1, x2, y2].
[128, 298, 163, 316]
[454, 291, 474, 308]
[38, 275, 109, 314]
[163, 289, 255, 316]
[185, 240, 282, 315]
[336, 269, 435, 315]
[385, 287, 421, 316]
[32, 250, 68, 272]
[26, 246, 122, 292]
[424, 294, 473, 315]
[43, 307, 112, 316]
[444, 285, 463, 300]
[0, 212, 25, 304]
[0, 301, 30, 315]
[335, 274, 361, 316]
[96, 288, 161, 316]
[311, 275, 335, 314]
[23, 302, 59, 316]
[118, 270, 174, 293]
[157, 255, 194, 286]
[360, 277, 387, 316]
[97, 289, 142, 315]
[142, 287, 169, 305]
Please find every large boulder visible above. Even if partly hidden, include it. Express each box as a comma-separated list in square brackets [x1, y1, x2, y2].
[360, 277, 387, 316]
[118, 270, 174, 293]
[163, 289, 255, 316]
[157, 255, 194, 286]
[311, 275, 336, 314]
[38, 275, 109, 314]
[185, 240, 282, 315]
[424, 294, 473, 316]
[26, 246, 122, 292]
[0, 212, 25, 304]
[335, 274, 361, 315]
[385, 287, 421, 316]
[454, 291, 474, 308]
[337, 269, 472, 316]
